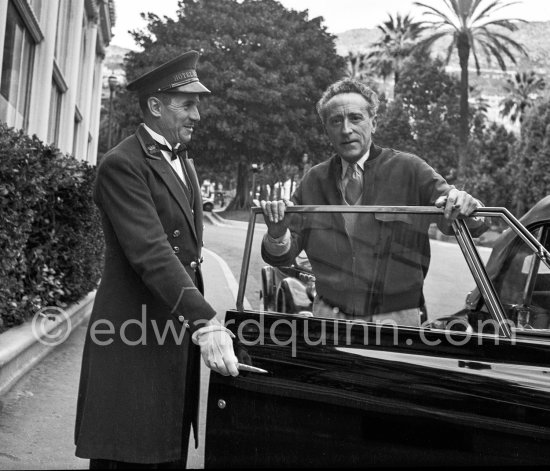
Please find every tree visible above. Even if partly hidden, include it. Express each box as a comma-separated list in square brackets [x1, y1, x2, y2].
[375, 95, 416, 154]
[97, 82, 128, 160]
[121, 0, 345, 209]
[512, 97, 550, 215]
[392, 51, 462, 179]
[367, 12, 425, 86]
[465, 121, 517, 207]
[500, 70, 546, 126]
[415, 0, 527, 180]
[345, 51, 369, 81]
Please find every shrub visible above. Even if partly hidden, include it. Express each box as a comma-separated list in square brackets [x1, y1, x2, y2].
[0, 123, 103, 332]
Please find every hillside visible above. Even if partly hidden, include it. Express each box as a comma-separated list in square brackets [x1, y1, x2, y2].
[103, 45, 132, 78]
[336, 20, 550, 75]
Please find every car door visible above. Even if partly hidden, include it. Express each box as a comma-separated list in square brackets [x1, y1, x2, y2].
[205, 206, 550, 467]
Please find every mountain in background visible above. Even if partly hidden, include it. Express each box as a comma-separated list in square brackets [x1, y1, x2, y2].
[103, 45, 131, 85]
[336, 21, 550, 88]
[335, 20, 549, 128]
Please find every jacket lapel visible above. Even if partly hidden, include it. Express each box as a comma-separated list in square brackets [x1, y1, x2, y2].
[136, 125, 198, 242]
[328, 155, 345, 204]
[185, 158, 204, 247]
[360, 143, 382, 205]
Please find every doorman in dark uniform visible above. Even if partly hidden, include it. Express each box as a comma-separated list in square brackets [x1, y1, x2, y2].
[75, 50, 239, 469]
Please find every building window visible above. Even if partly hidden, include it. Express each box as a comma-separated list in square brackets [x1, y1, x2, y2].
[29, 0, 42, 22]
[0, 1, 35, 130]
[48, 81, 62, 145]
[54, 0, 73, 74]
[77, 14, 89, 107]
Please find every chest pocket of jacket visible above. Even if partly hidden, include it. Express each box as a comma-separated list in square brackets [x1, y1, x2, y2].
[304, 213, 349, 274]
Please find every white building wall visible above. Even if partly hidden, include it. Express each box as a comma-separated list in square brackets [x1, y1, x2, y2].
[56, 0, 85, 155]
[77, 21, 99, 163]
[27, 0, 59, 139]
[0, 1, 8, 61]
[88, 54, 103, 165]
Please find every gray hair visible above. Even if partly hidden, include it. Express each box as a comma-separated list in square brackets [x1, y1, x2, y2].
[316, 78, 379, 124]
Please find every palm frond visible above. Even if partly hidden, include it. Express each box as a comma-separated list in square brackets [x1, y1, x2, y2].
[472, 0, 521, 23]
[414, 1, 460, 28]
[417, 30, 452, 50]
[445, 35, 459, 63]
[468, 31, 483, 73]
[477, 28, 528, 58]
[470, 0, 505, 23]
[477, 18, 521, 31]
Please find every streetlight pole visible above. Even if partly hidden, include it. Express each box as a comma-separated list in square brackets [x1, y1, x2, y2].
[251, 163, 259, 200]
[107, 75, 118, 149]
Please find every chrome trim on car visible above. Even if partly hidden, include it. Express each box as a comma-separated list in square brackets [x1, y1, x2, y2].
[453, 219, 511, 338]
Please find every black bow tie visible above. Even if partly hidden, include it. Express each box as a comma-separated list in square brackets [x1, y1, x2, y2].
[158, 143, 187, 161]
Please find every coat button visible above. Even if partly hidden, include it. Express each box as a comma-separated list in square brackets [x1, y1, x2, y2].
[178, 315, 185, 322]
[173, 230, 181, 237]
[173, 246, 180, 253]
[190, 261, 197, 269]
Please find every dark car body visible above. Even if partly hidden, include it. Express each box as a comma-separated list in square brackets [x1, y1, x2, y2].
[202, 192, 215, 212]
[205, 204, 550, 467]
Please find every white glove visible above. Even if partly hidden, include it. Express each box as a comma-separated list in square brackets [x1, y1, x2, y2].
[192, 320, 239, 377]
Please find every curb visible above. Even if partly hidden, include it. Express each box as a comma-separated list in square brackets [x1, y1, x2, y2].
[204, 210, 250, 229]
[203, 248, 251, 310]
[0, 291, 96, 396]
[203, 211, 227, 226]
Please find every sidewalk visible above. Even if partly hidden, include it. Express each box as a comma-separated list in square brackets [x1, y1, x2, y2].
[0, 249, 238, 470]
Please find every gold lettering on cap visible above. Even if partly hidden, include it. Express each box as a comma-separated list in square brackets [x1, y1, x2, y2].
[172, 70, 197, 82]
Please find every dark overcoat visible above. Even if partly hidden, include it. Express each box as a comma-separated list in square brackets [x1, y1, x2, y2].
[74, 124, 216, 463]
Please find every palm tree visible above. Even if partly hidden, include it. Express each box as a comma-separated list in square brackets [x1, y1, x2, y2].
[367, 12, 425, 86]
[500, 70, 546, 125]
[346, 51, 369, 81]
[415, 0, 527, 180]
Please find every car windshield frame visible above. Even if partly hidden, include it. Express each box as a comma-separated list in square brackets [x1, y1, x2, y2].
[237, 205, 550, 340]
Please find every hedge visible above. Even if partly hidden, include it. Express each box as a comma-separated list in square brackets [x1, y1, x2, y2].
[0, 123, 104, 332]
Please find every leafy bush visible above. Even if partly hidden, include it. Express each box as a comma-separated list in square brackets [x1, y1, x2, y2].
[0, 123, 103, 332]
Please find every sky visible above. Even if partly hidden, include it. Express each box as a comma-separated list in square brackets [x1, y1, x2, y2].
[110, 0, 550, 50]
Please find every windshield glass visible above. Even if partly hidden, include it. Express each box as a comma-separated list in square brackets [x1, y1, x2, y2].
[239, 207, 550, 334]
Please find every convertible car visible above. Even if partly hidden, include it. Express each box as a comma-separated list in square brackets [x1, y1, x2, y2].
[205, 202, 550, 467]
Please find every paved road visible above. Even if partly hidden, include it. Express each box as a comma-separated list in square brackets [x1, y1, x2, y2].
[203, 217, 267, 311]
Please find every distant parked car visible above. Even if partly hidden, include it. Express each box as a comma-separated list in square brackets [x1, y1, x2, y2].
[202, 192, 215, 212]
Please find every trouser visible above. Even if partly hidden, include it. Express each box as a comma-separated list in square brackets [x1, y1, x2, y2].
[88, 345, 199, 469]
[89, 422, 191, 469]
[313, 295, 422, 326]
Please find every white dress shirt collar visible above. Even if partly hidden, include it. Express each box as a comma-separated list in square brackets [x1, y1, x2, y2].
[143, 123, 172, 149]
